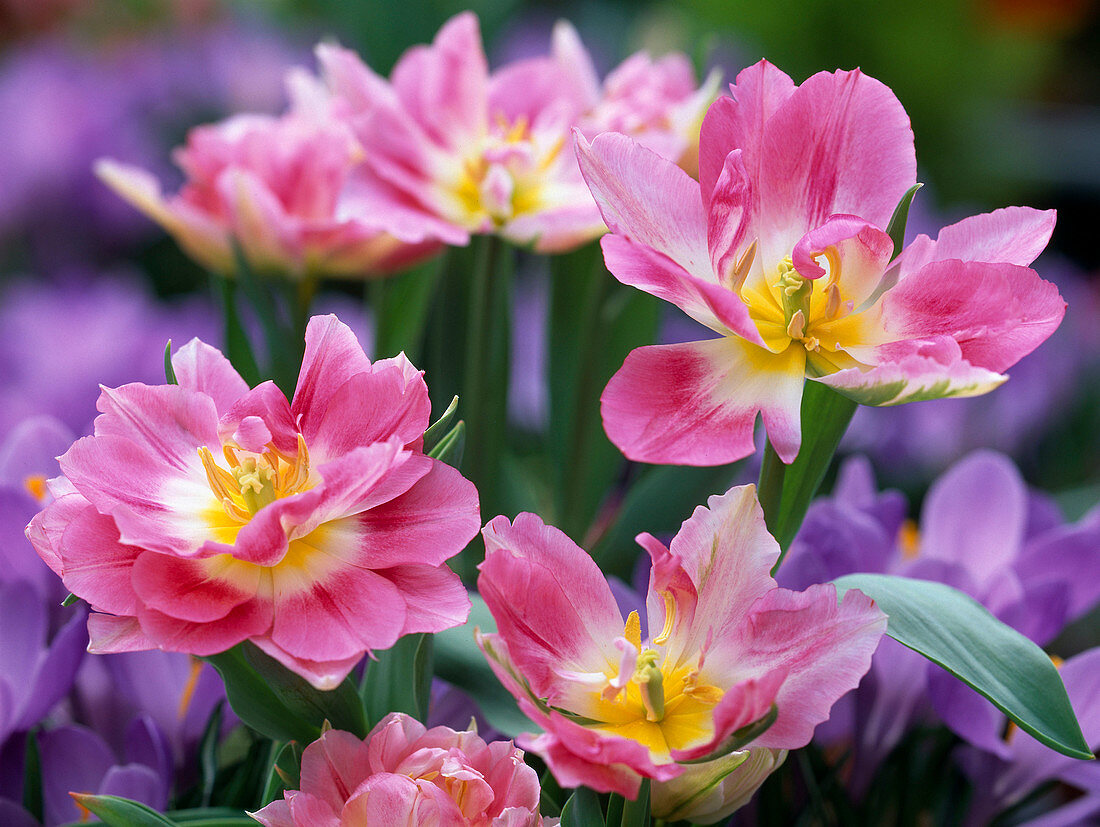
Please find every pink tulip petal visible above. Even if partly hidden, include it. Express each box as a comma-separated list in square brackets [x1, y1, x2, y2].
[877, 259, 1065, 373]
[251, 637, 367, 691]
[601, 337, 805, 466]
[815, 348, 1006, 407]
[53, 503, 142, 615]
[300, 728, 373, 810]
[670, 668, 787, 762]
[698, 61, 796, 202]
[900, 206, 1056, 277]
[219, 381, 299, 455]
[137, 599, 271, 657]
[132, 551, 259, 623]
[791, 216, 894, 305]
[705, 148, 753, 290]
[754, 68, 916, 259]
[650, 484, 780, 663]
[723, 584, 886, 749]
[86, 614, 154, 654]
[378, 564, 471, 635]
[601, 234, 762, 343]
[574, 131, 712, 281]
[171, 339, 249, 416]
[479, 513, 625, 699]
[293, 315, 374, 430]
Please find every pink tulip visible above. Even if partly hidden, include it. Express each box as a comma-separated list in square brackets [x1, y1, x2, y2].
[575, 61, 1064, 466]
[298, 13, 718, 253]
[476, 484, 885, 799]
[97, 111, 445, 279]
[251, 713, 546, 826]
[27, 315, 480, 689]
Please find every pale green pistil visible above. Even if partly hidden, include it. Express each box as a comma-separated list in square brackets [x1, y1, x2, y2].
[635, 649, 666, 722]
[234, 458, 277, 515]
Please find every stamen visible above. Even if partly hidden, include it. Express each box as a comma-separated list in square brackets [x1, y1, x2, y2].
[653, 591, 676, 645]
[222, 497, 251, 523]
[786, 310, 806, 340]
[825, 282, 841, 319]
[624, 611, 642, 651]
[222, 444, 240, 468]
[727, 239, 758, 293]
[198, 447, 238, 502]
[177, 656, 204, 720]
[24, 474, 48, 502]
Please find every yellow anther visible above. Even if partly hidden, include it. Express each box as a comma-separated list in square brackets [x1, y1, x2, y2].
[653, 591, 676, 645]
[222, 444, 240, 468]
[624, 611, 642, 651]
[786, 310, 806, 340]
[726, 239, 758, 293]
[24, 474, 48, 502]
[198, 447, 238, 502]
[825, 282, 841, 319]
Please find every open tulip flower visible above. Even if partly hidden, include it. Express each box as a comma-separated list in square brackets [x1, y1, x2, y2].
[26, 315, 480, 689]
[575, 60, 1065, 466]
[476, 484, 886, 798]
[301, 12, 717, 254]
[96, 112, 444, 280]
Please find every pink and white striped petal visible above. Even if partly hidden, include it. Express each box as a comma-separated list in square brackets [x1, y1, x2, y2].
[600, 337, 805, 466]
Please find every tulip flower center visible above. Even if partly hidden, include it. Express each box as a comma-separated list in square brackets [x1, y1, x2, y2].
[581, 607, 724, 760]
[739, 253, 866, 376]
[198, 433, 314, 523]
[448, 113, 566, 228]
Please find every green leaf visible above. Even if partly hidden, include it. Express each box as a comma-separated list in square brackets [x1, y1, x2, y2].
[759, 380, 857, 568]
[213, 275, 261, 388]
[22, 729, 42, 822]
[423, 396, 460, 453]
[618, 778, 650, 827]
[426, 420, 466, 468]
[70, 794, 176, 827]
[165, 808, 260, 826]
[559, 787, 605, 827]
[164, 341, 178, 385]
[361, 633, 434, 726]
[833, 573, 1094, 760]
[203, 642, 366, 744]
[885, 183, 923, 260]
[433, 595, 533, 737]
[61, 592, 80, 607]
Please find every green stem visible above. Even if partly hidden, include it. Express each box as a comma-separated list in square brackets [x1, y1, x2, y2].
[758, 381, 857, 574]
[619, 778, 651, 826]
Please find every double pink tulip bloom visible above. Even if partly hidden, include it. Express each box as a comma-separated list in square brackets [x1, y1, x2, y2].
[576, 60, 1065, 466]
[27, 316, 480, 689]
[253, 714, 546, 826]
[477, 484, 886, 799]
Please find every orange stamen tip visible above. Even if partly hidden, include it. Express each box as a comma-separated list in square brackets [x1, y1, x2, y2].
[24, 474, 48, 502]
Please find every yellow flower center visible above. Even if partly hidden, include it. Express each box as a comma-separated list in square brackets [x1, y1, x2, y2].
[448, 112, 566, 227]
[198, 433, 313, 523]
[581, 603, 724, 761]
[738, 253, 869, 377]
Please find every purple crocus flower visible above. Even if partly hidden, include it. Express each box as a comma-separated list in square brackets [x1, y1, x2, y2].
[778, 452, 1100, 799]
[37, 721, 171, 827]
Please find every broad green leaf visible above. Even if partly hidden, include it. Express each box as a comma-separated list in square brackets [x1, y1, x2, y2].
[204, 642, 366, 745]
[619, 778, 650, 827]
[759, 381, 857, 566]
[361, 633, 434, 726]
[259, 741, 300, 806]
[196, 701, 224, 807]
[23, 729, 42, 822]
[164, 340, 178, 385]
[213, 276, 261, 387]
[433, 595, 533, 737]
[70, 794, 175, 827]
[559, 787, 605, 827]
[833, 573, 1093, 760]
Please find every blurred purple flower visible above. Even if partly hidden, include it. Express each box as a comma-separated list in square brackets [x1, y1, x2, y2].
[0, 20, 303, 266]
[778, 452, 1100, 798]
[0, 272, 218, 441]
[38, 721, 171, 827]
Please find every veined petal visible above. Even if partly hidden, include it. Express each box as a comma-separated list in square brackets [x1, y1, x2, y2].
[600, 337, 805, 466]
[293, 315, 374, 430]
[876, 259, 1065, 373]
[919, 451, 1027, 586]
[137, 598, 271, 657]
[899, 206, 1056, 278]
[755, 69, 916, 262]
[601, 235, 763, 343]
[817, 340, 1006, 406]
[171, 339, 249, 417]
[252, 637, 368, 692]
[698, 61, 796, 202]
[379, 563, 471, 635]
[721, 584, 886, 749]
[131, 551, 260, 624]
[219, 381, 299, 455]
[479, 513, 625, 699]
[649, 484, 780, 664]
[87, 614, 154, 654]
[575, 131, 712, 281]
